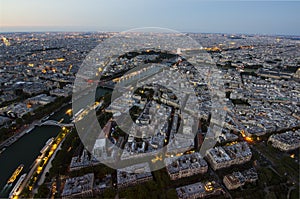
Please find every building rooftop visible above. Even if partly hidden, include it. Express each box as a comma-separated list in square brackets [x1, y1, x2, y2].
[61, 173, 94, 197]
[165, 152, 207, 174]
[117, 162, 152, 187]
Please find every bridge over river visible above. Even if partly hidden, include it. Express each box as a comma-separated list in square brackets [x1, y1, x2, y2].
[39, 120, 74, 128]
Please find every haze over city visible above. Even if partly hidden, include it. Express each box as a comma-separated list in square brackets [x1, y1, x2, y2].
[1, 0, 300, 35]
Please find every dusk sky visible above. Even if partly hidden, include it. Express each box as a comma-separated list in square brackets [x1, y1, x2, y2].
[1, 0, 299, 35]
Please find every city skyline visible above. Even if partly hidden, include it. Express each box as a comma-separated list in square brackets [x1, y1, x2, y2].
[1, 0, 300, 35]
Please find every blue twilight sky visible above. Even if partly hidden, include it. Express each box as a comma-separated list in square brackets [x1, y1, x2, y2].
[0, 0, 299, 35]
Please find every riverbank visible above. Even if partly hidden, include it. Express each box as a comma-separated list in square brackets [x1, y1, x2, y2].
[0, 101, 71, 151]
[19, 127, 71, 198]
[0, 121, 39, 150]
[0, 125, 62, 198]
[0, 87, 110, 198]
[34, 132, 65, 192]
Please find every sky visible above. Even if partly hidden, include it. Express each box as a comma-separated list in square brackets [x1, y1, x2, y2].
[0, 0, 299, 35]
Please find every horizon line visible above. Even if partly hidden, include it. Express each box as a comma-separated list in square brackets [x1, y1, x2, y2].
[1, 26, 300, 37]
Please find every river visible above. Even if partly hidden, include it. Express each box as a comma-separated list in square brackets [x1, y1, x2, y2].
[0, 87, 111, 198]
